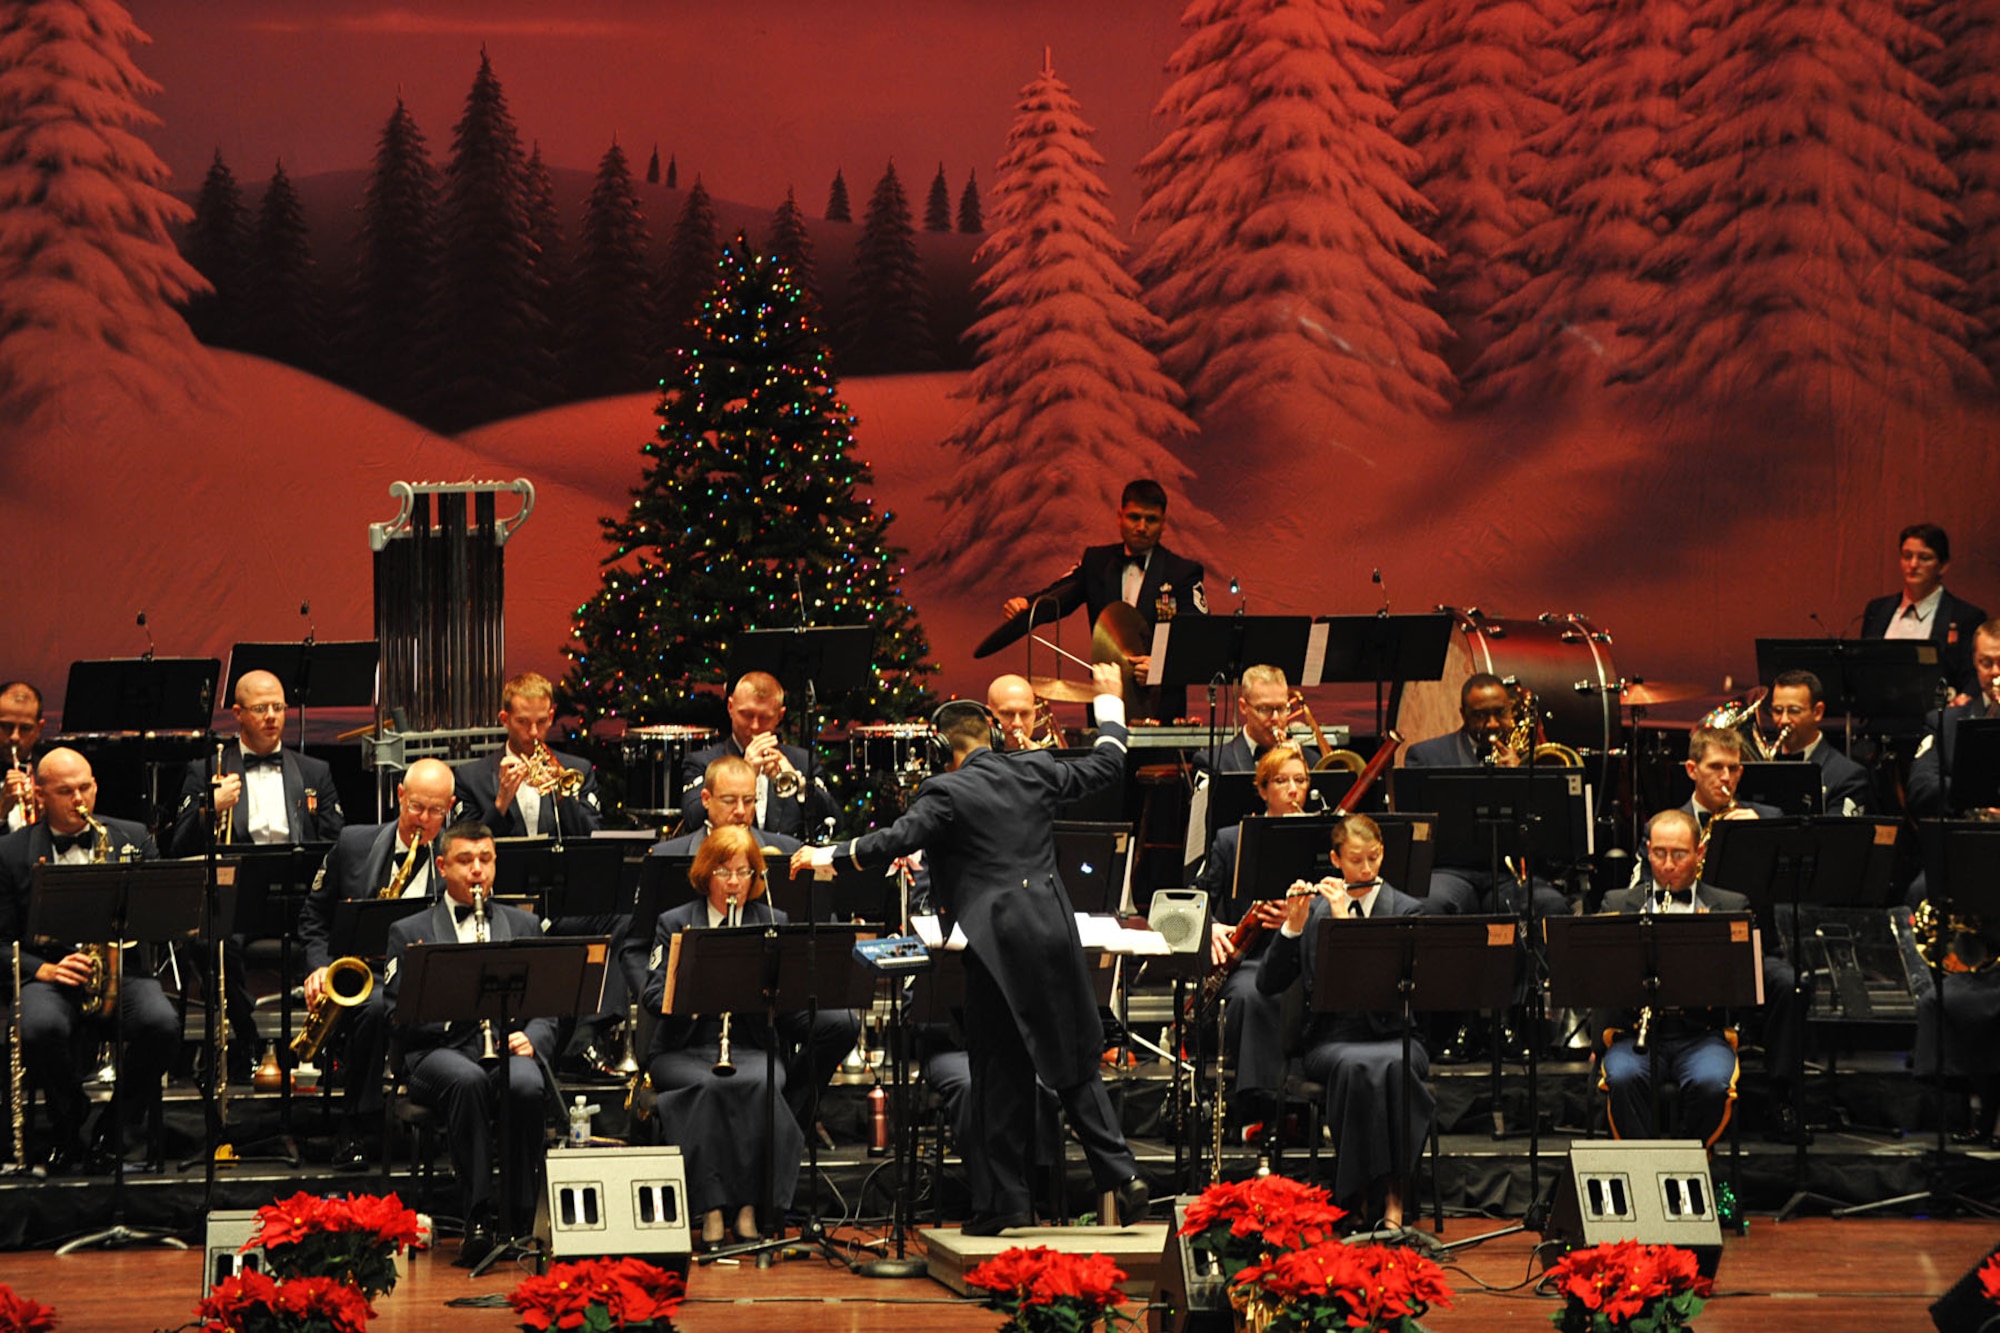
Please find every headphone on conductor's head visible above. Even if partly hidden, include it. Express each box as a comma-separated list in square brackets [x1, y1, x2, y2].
[931, 699, 1004, 755]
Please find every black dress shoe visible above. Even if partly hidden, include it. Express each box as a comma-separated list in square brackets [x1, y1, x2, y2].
[1766, 1103, 1813, 1146]
[454, 1222, 497, 1269]
[44, 1138, 88, 1176]
[1114, 1174, 1150, 1226]
[961, 1212, 1033, 1237]
[332, 1136, 371, 1172]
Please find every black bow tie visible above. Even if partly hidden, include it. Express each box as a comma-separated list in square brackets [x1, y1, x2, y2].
[1121, 553, 1145, 568]
[242, 751, 282, 770]
[453, 903, 478, 924]
[1656, 889, 1696, 907]
[51, 831, 90, 855]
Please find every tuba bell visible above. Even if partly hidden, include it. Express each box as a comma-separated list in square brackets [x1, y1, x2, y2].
[1913, 899, 2000, 975]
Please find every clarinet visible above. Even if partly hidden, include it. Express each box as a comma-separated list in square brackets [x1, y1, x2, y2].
[474, 884, 500, 1064]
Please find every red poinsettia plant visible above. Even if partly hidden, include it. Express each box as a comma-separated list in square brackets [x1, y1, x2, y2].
[0, 1283, 56, 1333]
[245, 1192, 421, 1302]
[1546, 1240, 1712, 1332]
[1177, 1174, 1348, 1281]
[507, 1257, 687, 1332]
[962, 1246, 1134, 1333]
[1232, 1240, 1452, 1333]
[1981, 1250, 2000, 1306]
[193, 1272, 371, 1333]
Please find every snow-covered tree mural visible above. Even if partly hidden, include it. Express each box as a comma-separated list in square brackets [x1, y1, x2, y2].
[1134, 0, 1455, 431]
[928, 53, 1204, 587]
[0, 0, 209, 423]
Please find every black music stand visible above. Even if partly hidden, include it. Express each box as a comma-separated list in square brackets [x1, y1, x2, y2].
[1316, 613, 1454, 739]
[1055, 821, 1132, 916]
[1206, 771, 1358, 829]
[1757, 638, 1949, 726]
[1229, 814, 1435, 911]
[226, 640, 379, 753]
[492, 836, 628, 918]
[33, 861, 206, 1253]
[770, 859, 890, 924]
[61, 657, 220, 828]
[1836, 823, 2000, 1220]
[396, 936, 606, 1274]
[668, 923, 869, 1268]
[1949, 718, 2000, 813]
[728, 625, 875, 838]
[1546, 913, 1763, 1230]
[1307, 913, 1519, 1233]
[1733, 762, 1823, 817]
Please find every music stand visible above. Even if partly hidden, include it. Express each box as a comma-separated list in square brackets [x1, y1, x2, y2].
[1732, 762, 1823, 817]
[1055, 821, 1131, 916]
[1206, 772, 1358, 829]
[770, 859, 890, 924]
[61, 657, 220, 828]
[33, 861, 206, 1253]
[1307, 914, 1520, 1232]
[667, 924, 869, 1268]
[729, 626, 875, 837]
[492, 837, 628, 918]
[396, 936, 606, 1273]
[1315, 613, 1454, 739]
[210, 844, 330, 1148]
[1948, 718, 2000, 813]
[1758, 638, 1948, 725]
[226, 640, 379, 753]
[1835, 823, 2000, 1220]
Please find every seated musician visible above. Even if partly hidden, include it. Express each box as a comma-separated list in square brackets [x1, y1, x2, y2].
[1257, 814, 1431, 1227]
[298, 757, 455, 1169]
[0, 748, 170, 1173]
[1860, 522, 1987, 702]
[384, 819, 555, 1268]
[169, 669, 347, 1079]
[1190, 665, 1320, 777]
[1766, 669, 1873, 815]
[0, 681, 47, 832]
[680, 671, 838, 841]
[454, 672, 619, 1071]
[642, 757, 846, 1136]
[1596, 809, 1746, 1146]
[987, 674, 1043, 751]
[1194, 743, 1309, 1114]
[1403, 673, 1568, 921]
[642, 825, 808, 1248]
[1907, 619, 2000, 826]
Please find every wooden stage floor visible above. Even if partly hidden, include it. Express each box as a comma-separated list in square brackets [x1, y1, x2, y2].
[0, 1217, 1989, 1333]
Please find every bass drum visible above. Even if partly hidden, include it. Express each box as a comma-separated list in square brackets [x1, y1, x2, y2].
[1394, 609, 1620, 792]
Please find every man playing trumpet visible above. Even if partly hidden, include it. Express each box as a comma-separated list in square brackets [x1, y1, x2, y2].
[456, 672, 603, 839]
[0, 682, 46, 833]
[681, 671, 837, 840]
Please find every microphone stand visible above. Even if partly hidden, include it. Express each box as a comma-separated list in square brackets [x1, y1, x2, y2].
[859, 863, 926, 1279]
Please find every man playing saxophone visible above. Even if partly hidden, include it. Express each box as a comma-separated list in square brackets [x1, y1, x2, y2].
[298, 757, 455, 1169]
[384, 819, 556, 1268]
[680, 671, 838, 841]
[0, 748, 169, 1173]
[0, 682, 46, 833]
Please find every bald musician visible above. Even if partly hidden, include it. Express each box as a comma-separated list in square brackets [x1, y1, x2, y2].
[0, 681, 45, 833]
[987, 675, 1042, 751]
[169, 669, 345, 855]
[681, 671, 838, 840]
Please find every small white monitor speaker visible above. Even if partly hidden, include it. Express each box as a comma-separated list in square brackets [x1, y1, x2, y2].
[545, 1145, 691, 1264]
[1149, 889, 1209, 954]
[1546, 1139, 1723, 1277]
[202, 1209, 265, 1296]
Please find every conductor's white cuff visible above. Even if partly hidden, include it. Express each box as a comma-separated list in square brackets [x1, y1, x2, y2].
[1093, 694, 1126, 729]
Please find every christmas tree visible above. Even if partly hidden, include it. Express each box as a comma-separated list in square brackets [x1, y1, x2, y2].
[924, 162, 953, 231]
[182, 149, 251, 349]
[562, 235, 935, 821]
[842, 160, 936, 373]
[766, 186, 819, 303]
[342, 95, 440, 417]
[567, 138, 652, 399]
[243, 159, 323, 374]
[1917, 0, 2000, 382]
[928, 53, 1203, 588]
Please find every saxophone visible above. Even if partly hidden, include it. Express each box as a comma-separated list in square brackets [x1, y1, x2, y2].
[74, 802, 118, 1018]
[378, 837, 423, 899]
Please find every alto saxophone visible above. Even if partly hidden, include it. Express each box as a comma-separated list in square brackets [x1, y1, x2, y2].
[378, 837, 423, 899]
[74, 802, 118, 1018]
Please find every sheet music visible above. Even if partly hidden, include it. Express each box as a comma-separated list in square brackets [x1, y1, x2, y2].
[1302, 621, 1329, 688]
[911, 913, 968, 951]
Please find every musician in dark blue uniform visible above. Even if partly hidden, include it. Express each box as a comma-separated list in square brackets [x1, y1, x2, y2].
[1189, 666, 1320, 778]
[680, 671, 838, 842]
[1001, 479, 1206, 719]
[0, 680, 47, 833]
[1596, 809, 1746, 1147]
[0, 748, 170, 1172]
[1259, 814, 1431, 1225]
[297, 757, 455, 1167]
[1858, 523, 1987, 701]
[169, 669, 346, 1078]
[643, 825, 808, 1248]
[796, 662, 1146, 1235]
[452, 672, 603, 839]
[1765, 670, 1873, 815]
[385, 820, 557, 1268]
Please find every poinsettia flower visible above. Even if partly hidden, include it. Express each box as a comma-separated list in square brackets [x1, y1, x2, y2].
[1981, 1252, 2000, 1304]
[0, 1283, 57, 1333]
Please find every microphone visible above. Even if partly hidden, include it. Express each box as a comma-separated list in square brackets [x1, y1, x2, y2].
[1372, 568, 1390, 618]
[136, 610, 155, 661]
[1229, 577, 1245, 617]
[301, 600, 316, 646]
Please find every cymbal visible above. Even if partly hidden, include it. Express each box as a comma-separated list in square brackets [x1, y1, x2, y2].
[1092, 602, 1149, 666]
[1619, 680, 1703, 706]
[1031, 676, 1098, 704]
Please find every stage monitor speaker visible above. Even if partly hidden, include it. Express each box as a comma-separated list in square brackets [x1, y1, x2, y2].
[1149, 889, 1210, 954]
[544, 1145, 691, 1268]
[202, 1209, 264, 1296]
[1545, 1140, 1723, 1278]
[1151, 1195, 1232, 1333]
[1929, 1241, 2000, 1333]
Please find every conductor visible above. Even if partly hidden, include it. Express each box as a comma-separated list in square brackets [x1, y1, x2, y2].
[792, 661, 1148, 1235]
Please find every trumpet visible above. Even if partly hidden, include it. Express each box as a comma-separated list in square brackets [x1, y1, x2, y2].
[1011, 698, 1068, 750]
[212, 742, 234, 845]
[713, 894, 742, 1077]
[522, 740, 586, 798]
[290, 956, 374, 1064]
[747, 733, 804, 799]
[5, 744, 35, 826]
